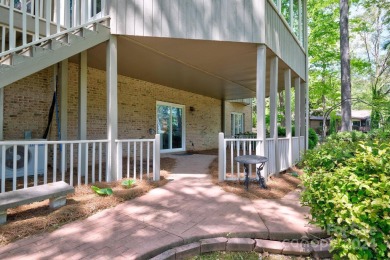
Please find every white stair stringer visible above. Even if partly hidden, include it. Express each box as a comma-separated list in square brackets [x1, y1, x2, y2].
[0, 23, 110, 88]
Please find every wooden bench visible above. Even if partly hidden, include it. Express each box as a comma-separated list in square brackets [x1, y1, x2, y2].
[0, 181, 74, 224]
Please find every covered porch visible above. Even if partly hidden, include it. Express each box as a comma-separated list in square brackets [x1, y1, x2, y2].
[0, 34, 308, 192]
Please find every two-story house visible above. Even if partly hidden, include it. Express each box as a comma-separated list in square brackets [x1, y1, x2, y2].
[0, 0, 308, 191]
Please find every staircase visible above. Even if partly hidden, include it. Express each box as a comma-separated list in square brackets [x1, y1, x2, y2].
[0, 0, 110, 88]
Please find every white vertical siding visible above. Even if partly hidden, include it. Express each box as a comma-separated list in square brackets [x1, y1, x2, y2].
[265, 0, 306, 80]
[110, 0, 264, 43]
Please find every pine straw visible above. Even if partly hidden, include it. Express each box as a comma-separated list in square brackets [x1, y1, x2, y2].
[0, 157, 175, 247]
[207, 157, 303, 200]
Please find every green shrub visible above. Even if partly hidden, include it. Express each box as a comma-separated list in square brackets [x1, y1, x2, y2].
[300, 141, 390, 259]
[299, 137, 357, 172]
[308, 128, 318, 149]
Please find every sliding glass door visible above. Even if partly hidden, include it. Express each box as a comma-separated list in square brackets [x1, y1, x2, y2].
[157, 102, 185, 152]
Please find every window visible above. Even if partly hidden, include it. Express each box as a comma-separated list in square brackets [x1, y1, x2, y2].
[231, 113, 245, 137]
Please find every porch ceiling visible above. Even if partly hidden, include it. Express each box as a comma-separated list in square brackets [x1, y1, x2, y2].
[75, 36, 297, 100]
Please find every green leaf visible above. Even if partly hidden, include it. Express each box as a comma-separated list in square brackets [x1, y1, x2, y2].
[121, 179, 136, 188]
[91, 186, 113, 196]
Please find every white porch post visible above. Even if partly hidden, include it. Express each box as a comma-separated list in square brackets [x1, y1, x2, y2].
[284, 69, 292, 167]
[269, 56, 279, 175]
[78, 51, 87, 176]
[59, 59, 68, 174]
[294, 78, 301, 159]
[256, 45, 267, 178]
[107, 35, 118, 182]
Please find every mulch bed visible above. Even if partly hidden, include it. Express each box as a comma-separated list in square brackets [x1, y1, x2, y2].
[0, 157, 175, 246]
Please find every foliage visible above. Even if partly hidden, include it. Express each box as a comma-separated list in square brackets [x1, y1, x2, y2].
[91, 186, 113, 196]
[308, 0, 341, 125]
[308, 128, 319, 149]
[349, 0, 390, 129]
[121, 179, 136, 188]
[300, 133, 390, 259]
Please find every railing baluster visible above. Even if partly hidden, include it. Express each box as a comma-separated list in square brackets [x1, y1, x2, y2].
[30, 0, 35, 15]
[65, 0, 70, 28]
[12, 144, 17, 190]
[236, 140, 240, 179]
[127, 141, 130, 178]
[53, 143, 57, 183]
[9, 0, 15, 49]
[24, 145, 28, 188]
[44, 143, 48, 184]
[45, 0, 51, 36]
[84, 143, 88, 185]
[133, 142, 136, 179]
[99, 142, 102, 182]
[77, 143, 81, 186]
[147, 141, 150, 179]
[39, 0, 43, 17]
[230, 141, 233, 177]
[92, 142, 96, 183]
[34, 0, 40, 40]
[61, 143, 66, 181]
[34, 144, 38, 186]
[70, 143, 74, 186]
[93, 0, 97, 18]
[1, 146, 5, 193]
[101, 0, 106, 16]
[140, 142, 143, 180]
[56, 0, 61, 32]
[1, 26, 6, 52]
[22, 0, 27, 45]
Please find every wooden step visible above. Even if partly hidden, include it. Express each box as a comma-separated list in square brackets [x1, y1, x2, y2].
[20, 46, 47, 58]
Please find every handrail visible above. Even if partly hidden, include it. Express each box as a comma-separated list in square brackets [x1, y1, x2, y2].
[0, 139, 109, 145]
[0, 15, 109, 59]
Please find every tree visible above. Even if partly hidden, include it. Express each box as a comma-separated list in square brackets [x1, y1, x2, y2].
[351, 0, 390, 129]
[308, 0, 341, 136]
[340, 0, 352, 131]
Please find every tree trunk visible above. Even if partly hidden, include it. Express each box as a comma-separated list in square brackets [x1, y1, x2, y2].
[340, 0, 352, 131]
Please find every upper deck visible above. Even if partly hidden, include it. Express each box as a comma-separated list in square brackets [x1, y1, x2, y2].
[109, 0, 307, 80]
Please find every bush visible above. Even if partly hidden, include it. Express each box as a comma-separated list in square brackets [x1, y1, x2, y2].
[300, 139, 390, 259]
[308, 128, 318, 149]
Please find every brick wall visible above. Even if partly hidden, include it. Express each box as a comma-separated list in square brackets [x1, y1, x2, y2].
[4, 63, 223, 151]
[3, 68, 54, 140]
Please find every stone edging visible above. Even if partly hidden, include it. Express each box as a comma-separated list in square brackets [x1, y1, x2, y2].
[150, 237, 332, 260]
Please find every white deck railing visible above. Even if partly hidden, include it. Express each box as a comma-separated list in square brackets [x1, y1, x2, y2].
[116, 136, 160, 182]
[0, 135, 161, 193]
[0, 0, 107, 56]
[278, 137, 290, 171]
[223, 137, 263, 181]
[219, 133, 305, 182]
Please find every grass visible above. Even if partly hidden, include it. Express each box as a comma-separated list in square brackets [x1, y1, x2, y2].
[0, 157, 176, 246]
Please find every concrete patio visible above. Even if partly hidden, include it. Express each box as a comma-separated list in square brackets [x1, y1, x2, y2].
[0, 154, 327, 259]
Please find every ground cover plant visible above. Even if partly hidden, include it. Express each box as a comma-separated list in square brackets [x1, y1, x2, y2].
[300, 131, 390, 259]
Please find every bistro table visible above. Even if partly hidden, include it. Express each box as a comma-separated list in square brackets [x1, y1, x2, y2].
[234, 155, 268, 190]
